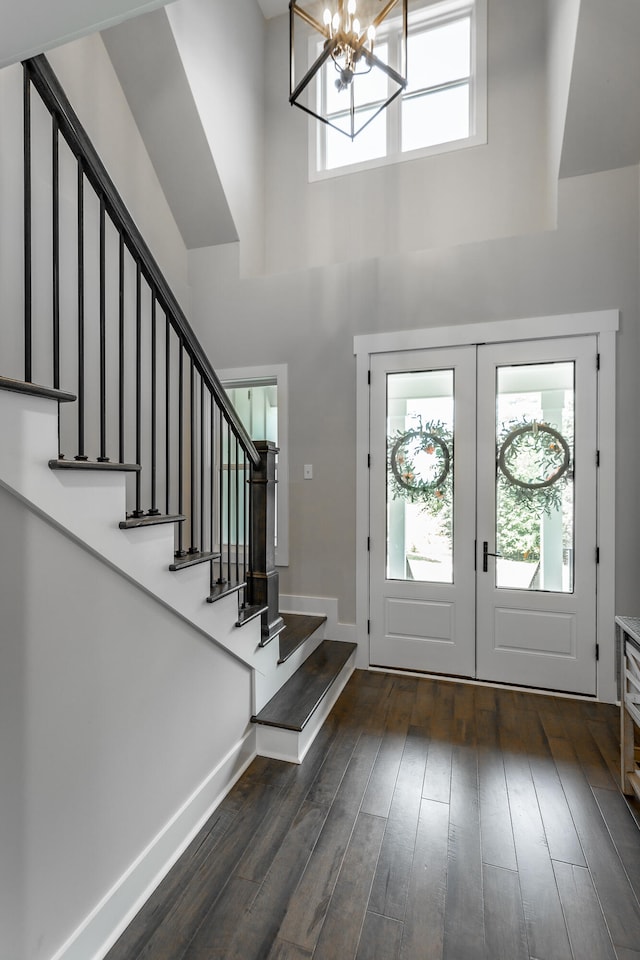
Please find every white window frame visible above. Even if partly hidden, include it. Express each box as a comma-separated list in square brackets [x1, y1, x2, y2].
[309, 0, 487, 181]
[219, 363, 289, 567]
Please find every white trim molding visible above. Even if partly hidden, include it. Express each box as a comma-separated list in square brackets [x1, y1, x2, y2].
[354, 310, 619, 703]
[218, 363, 290, 567]
[50, 731, 256, 960]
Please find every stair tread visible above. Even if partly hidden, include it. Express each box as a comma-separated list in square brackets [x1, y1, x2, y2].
[0, 376, 76, 403]
[169, 550, 220, 571]
[278, 613, 327, 663]
[236, 603, 268, 627]
[206, 576, 246, 603]
[50, 458, 140, 472]
[120, 514, 185, 529]
[252, 639, 357, 732]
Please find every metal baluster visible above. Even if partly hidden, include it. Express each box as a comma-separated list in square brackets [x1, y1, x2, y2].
[214, 393, 216, 553]
[176, 346, 186, 556]
[149, 295, 159, 515]
[133, 263, 143, 514]
[165, 318, 171, 516]
[52, 115, 60, 391]
[97, 198, 109, 462]
[200, 376, 205, 554]
[118, 234, 124, 464]
[235, 435, 240, 586]
[242, 447, 248, 589]
[217, 407, 225, 583]
[227, 421, 232, 585]
[248, 457, 254, 605]
[189, 357, 197, 552]
[75, 160, 88, 460]
[23, 68, 32, 383]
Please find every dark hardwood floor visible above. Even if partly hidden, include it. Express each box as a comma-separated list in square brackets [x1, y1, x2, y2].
[105, 671, 640, 960]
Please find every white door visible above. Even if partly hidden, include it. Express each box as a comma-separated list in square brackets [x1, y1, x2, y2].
[369, 346, 477, 677]
[475, 338, 597, 693]
[369, 336, 598, 695]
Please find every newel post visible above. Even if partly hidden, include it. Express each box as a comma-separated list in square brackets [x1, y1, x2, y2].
[248, 441, 284, 644]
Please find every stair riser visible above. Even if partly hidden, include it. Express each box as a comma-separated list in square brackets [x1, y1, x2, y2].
[253, 625, 326, 714]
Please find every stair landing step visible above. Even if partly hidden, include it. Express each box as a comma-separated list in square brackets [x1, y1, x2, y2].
[0, 375, 76, 403]
[278, 613, 327, 664]
[252, 639, 357, 732]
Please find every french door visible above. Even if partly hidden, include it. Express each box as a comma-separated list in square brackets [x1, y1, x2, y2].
[369, 337, 598, 695]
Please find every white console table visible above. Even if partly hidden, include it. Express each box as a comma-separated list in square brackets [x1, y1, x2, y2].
[618, 615, 640, 797]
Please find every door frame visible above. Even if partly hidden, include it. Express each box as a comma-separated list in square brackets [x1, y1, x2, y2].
[354, 310, 619, 702]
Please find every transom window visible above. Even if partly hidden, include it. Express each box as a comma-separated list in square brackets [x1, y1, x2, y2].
[313, 0, 486, 178]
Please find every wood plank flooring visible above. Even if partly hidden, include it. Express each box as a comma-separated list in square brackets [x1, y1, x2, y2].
[105, 671, 640, 960]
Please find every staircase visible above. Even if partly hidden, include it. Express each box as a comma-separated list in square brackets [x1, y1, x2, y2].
[1, 52, 356, 729]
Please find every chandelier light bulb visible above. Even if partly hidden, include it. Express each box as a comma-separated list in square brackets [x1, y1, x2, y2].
[332, 11, 341, 31]
[367, 24, 376, 41]
[323, 7, 332, 26]
[353, 17, 360, 35]
[347, 0, 357, 16]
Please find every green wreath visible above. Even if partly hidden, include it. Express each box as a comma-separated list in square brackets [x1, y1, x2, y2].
[387, 420, 453, 510]
[496, 419, 572, 516]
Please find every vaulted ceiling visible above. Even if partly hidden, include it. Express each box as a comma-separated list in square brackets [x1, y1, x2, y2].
[0, 0, 173, 68]
[3, 0, 640, 256]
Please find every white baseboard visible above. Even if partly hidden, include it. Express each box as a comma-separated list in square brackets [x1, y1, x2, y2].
[52, 730, 257, 960]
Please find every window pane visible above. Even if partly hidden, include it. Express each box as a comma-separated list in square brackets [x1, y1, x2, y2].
[386, 370, 454, 584]
[495, 362, 575, 593]
[407, 18, 471, 92]
[326, 106, 386, 168]
[324, 42, 389, 114]
[402, 83, 469, 152]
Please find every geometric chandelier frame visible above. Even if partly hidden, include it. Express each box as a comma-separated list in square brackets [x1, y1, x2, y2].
[289, 0, 408, 140]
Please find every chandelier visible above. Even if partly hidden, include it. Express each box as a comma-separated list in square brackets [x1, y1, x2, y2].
[289, 0, 408, 140]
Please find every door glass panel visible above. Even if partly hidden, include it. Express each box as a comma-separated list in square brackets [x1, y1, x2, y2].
[386, 369, 454, 582]
[495, 362, 574, 592]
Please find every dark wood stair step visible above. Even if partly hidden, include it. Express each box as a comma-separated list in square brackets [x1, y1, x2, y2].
[236, 603, 268, 628]
[50, 458, 140, 472]
[278, 613, 327, 664]
[169, 550, 220, 571]
[206, 576, 246, 603]
[120, 514, 185, 529]
[0, 375, 76, 403]
[252, 640, 357, 732]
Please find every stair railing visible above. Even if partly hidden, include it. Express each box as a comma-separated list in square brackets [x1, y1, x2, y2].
[15, 54, 269, 613]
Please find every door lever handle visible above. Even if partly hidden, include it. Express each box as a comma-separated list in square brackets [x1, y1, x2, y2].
[482, 540, 502, 573]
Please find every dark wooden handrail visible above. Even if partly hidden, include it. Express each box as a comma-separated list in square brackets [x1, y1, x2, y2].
[24, 54, 259, 467]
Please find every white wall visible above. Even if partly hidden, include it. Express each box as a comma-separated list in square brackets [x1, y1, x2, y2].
[46, 33, 191, 310]
[189, 164, 640, 625]
[166, 0, 266, 276]
[545, 0, 580, 197]
[0, 484, 252, 960]
[263, 0, 552, 273]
